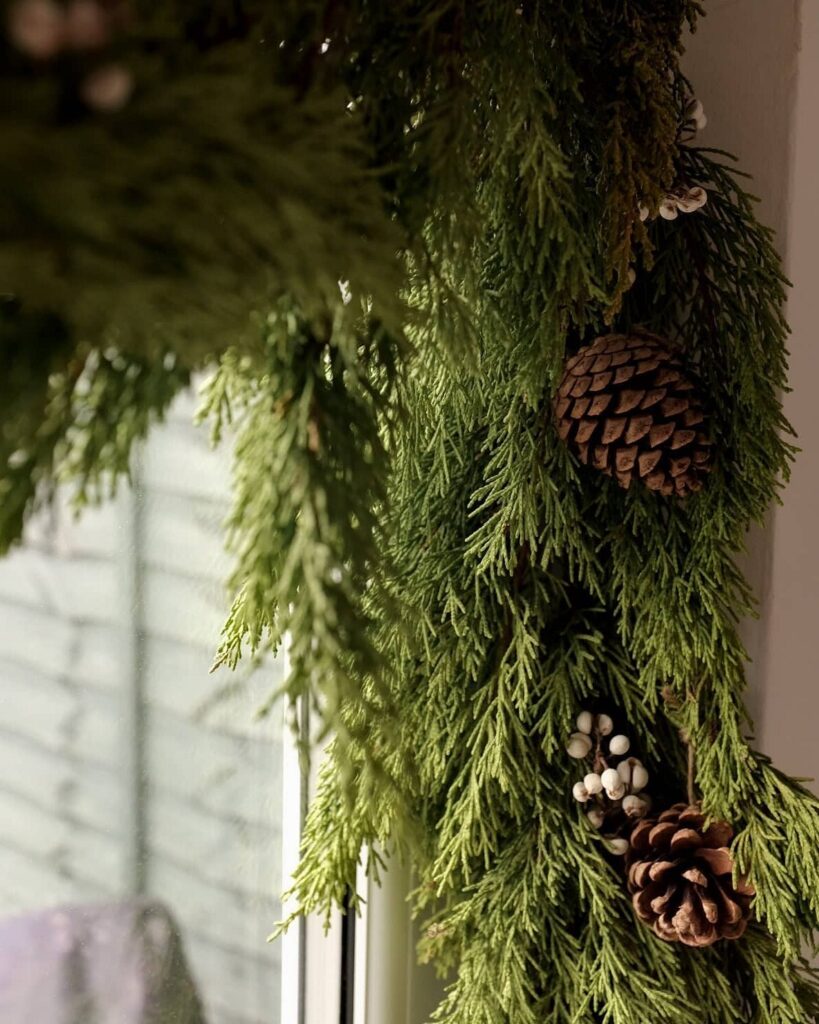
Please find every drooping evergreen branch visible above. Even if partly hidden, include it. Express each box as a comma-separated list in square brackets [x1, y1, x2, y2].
[0, 330, 188, 553]
[199, 297, 403, 755]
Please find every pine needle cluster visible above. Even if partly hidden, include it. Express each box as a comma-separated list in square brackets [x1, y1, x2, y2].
[3, 2, 819, 1020]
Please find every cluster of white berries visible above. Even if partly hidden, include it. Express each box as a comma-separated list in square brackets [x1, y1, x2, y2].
[566, 709, 612, 757]
[6, 0, 133, 112]
[640, 185, 707, 224]
[566, 710, 651, 855]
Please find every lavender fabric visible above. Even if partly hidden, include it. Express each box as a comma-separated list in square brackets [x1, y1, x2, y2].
[0, 900, 207, 1024]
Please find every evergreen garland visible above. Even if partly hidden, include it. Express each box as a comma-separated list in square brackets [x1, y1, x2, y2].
[4, 1, 819, 1020]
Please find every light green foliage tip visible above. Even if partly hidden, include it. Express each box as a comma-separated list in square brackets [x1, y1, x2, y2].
[3, 1, 819, 1020]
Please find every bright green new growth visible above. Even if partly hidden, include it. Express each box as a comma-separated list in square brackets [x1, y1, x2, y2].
[3, 1, 819, 1020]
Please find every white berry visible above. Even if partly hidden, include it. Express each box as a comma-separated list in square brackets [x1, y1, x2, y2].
[65, 0, 110, 50]
[572, 781, 590, 803]
[622, 794, 648, 818]
[675, 187, 708, 214]
[600, 768, 620, 793]
[616, 759, 632, 785]
[631, 762, 649, 792]
[587, 808, 605, 829]
[659, 198, 679, 220]
[607, 837, 630, 856]
[688, 186, 708, 209]
[687, 99, 707, 130]
[583, 772, 603, 795]
[566, 732, 592, 759]
[81, 63, 133, 112]
[596, 714, 614, 736]
[7, 0, 65, 59]
[576, 710, 594, 735]
[609, 734, 630, 756]
[638, 204, 650, 222]
[675, 193, 699, 214]
[608, 782, 626, 801]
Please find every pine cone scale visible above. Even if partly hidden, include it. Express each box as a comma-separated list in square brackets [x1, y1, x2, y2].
[695, 846, 733, 873]
[648, 821, 677, 846]
[625, 416, 651, 443]
[700, 891, 720, 923]
[649, 422, 675, 447]
[616, 390, 642, 413]
[638, 451, 661, 475]
[642, 388, 666, 409]
[670, 827, 702, 852]
[714, 883, 744, 925]
[651, 885, 676, 916]
[649, 859, 677, 882]
[682, 866, 709, 887]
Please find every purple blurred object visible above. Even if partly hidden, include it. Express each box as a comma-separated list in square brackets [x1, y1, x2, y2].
[0, 900, 207, 1023]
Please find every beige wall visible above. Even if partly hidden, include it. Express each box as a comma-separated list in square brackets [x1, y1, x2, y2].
[756, 1, 819, 774]
[686, 1, 818, 775]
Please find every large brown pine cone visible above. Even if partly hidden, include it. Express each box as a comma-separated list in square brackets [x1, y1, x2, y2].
[627, 804, 753, 947]
[554, 332, 712, 497]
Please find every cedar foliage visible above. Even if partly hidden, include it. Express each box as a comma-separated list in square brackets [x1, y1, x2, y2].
[3, 1, 819, 1020]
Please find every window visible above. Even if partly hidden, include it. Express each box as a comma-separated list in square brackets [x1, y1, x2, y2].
[0, 388, 311, 1024]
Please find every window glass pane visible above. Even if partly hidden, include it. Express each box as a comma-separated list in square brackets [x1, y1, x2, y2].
[0, 388, 287, 1024]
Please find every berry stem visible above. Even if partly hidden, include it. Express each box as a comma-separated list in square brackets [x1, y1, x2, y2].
[593, 726, 608, 775]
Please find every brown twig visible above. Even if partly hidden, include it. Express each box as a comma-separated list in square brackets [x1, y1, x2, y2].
[683, 673, 707, 806]
[686, 736, 697, 807]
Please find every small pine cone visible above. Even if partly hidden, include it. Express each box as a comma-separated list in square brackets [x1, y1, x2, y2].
[554, 332, 712, 497]
[627, 804, 754, 947]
